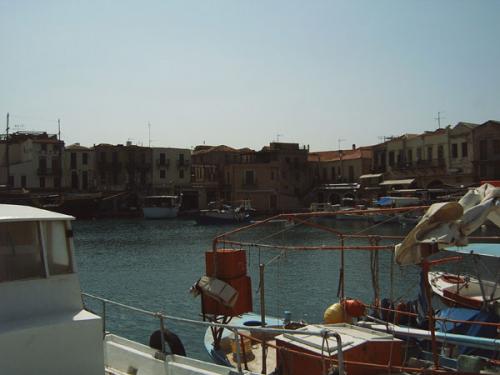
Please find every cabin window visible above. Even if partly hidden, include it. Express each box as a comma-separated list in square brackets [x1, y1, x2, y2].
[42, 221, 72, 275]
[0, 222, 45, 282]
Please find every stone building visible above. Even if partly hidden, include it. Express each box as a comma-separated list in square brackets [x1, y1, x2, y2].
[151, 147, 191, 194]
[472, 120, 500, 181]
[64, 143, 95, 191]
[226, 142, 311, 213]
[0, 132, 64, 190]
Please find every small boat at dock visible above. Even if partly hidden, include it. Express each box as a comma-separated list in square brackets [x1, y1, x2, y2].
[142, 195, 181, 219]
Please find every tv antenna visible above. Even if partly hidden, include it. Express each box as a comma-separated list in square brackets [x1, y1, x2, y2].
[148, 122, 151, 147]
[338, 138, 346, 151]
[276, 133, 284, 142]
[434, 111, 445, 129]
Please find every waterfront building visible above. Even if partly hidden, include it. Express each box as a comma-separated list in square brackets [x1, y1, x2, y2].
[472, 120, 500, 181]
[372, 123, 480, 189]
[308, 146, 373, 204]
[151, 147, 191, 195]
[94, 142, 152, 193]
[226, 142, 311, 213]
[64, 143, 95, 191]
[191, 145, 242, 209]
[0, 132, 64, 190]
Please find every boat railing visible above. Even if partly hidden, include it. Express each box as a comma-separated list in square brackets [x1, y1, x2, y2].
[82, 292, 345, 375]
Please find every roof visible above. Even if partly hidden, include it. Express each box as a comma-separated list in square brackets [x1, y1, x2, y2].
[66, 143, 90, 150]
[308, 148, 372, 162]
[192, 145, 238, 155]
[380, 178, 415, 186]
[0, 204, 74, 222]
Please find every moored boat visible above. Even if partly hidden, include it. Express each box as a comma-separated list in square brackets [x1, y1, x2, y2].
[142, 195, 181, 219]
[196, 200, 254, 224]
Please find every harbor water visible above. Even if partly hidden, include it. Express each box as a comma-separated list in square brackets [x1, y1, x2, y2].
[73, 217, 492, 361]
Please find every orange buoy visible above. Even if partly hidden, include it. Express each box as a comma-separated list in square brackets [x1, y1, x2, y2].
[342, 299, 366, 318]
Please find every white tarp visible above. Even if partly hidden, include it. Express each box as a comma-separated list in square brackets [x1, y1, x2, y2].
[395, 183, 500, 265]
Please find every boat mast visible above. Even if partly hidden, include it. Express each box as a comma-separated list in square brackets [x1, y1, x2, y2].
[6, 112, 10, 189]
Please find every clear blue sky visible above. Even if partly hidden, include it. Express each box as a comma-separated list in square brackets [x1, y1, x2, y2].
[1, 1, 499, 151]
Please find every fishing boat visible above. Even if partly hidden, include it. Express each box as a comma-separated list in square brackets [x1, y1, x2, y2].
[0, 203, 253, 375]
[196, 200, 254, 224]
[427, 242, 500, 314]
[192, 183, 500, 374]
[142, 195, 181, 219]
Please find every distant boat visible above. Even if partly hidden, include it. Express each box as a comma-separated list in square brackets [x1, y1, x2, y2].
[142, 195, 181, 219]
[196, 200, 254, 225]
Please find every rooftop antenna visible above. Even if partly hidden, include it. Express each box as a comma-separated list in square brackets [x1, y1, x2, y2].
[276, 133, 283, 142]
[58, 118, 61, 140]
[148, 122, 151, 148]
[338, 138, 346, 151]
[6, 113, 10, 189]
[434, 111, 445, 129]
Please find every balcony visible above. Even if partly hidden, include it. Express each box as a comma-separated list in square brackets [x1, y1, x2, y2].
[156, 159, 170, 168]
[37, 167, 62, 176]
[177, 159, 190, 168]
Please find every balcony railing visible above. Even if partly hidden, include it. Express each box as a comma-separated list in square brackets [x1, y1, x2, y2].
[37, 167, 62, 176]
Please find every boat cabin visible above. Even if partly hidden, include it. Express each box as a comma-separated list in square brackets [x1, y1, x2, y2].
[0, 204, 103, 375]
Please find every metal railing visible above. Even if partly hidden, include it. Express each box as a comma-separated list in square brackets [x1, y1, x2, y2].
[82, 292, 345, 375]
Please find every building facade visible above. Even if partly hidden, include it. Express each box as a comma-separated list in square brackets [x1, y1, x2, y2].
[151, 147, 191, 194]
[472, 120, 500, 181]
[64, 143, 95, 191]
[0, 132, 64, 190]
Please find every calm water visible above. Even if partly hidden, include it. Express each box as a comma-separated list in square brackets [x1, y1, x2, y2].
[72, 217, 489, 360]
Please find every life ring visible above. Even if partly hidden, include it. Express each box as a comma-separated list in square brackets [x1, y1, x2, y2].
[441, 274, 466, 284]
[149, 329, 186, 356]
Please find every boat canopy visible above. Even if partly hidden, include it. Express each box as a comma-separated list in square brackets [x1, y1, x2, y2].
[444, 243, 500, 258]
[0, 204, 73, 222]
[359, 173, 383, 179]
[395, 183, 500, 265]
[380, 178, 415, 186]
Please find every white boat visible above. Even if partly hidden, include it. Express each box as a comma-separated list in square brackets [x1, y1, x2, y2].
[142, 195, 181, 219]
[429, 270, 500, 314]
[196, 200, 254, 225]
[0, 203, 251, 375]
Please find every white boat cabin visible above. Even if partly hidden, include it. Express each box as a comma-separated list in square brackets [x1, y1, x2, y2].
[0, 204, 104, 374]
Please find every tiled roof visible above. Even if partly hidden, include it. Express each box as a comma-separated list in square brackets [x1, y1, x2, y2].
[192, 145, 238, 155]
[308, 148, 372, 162]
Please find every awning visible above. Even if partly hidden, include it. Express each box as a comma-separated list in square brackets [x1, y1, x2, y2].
[359, 173, 383, 179]
[380, 178, 415, 186]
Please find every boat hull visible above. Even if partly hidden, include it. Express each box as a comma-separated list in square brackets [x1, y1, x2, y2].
[143, 207, 179, 219]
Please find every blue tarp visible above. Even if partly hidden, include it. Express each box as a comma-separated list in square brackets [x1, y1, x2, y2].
[436, 307, 499, 356]
[376, 197, 394, 206]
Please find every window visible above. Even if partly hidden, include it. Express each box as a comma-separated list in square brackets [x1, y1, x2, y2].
[244, 170, 255, 185]
[427, 146, 433, 160]
[82, 153, 88, 165]
[416, 147, 422, 161]
[21, 176, 26, 188]
[0, 221, 45, 282]
[160, 169, 166, 179]
[160, 153, 166, 165]
[388, 151, 395, 166]
[70, 152, 77, 169]
[82, 171, 88, 190]
[71, 172, 79, 189]
[41, 143, 47, 152]
[461, 142, 468, 158]
[407, 149, 413, 163]
[479, 140, 487, 160]
[179, 169, 184, 179]
[437, 145, 444, 160]
[42, 221, 72, 275]
[322, 168, 327, 180]
[493, 139, 500, 154]
[179, 153, 185, 166]
[451, 144, 458, 158]
[39, 157, 47, 170]
[8, 175, 14, 187]
[39, 177, 45, 188]
[348, 166, 354, 182]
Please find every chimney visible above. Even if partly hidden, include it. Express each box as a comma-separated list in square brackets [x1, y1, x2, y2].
[352, 144, 356, 150]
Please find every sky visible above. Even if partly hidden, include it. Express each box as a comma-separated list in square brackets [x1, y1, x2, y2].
[1, 1, 499, 151]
